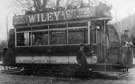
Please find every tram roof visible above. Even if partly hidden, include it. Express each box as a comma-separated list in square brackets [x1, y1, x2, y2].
[13, 6, 111, 27]
[14, 17, 112, 29]
[92, 17, 111, 21]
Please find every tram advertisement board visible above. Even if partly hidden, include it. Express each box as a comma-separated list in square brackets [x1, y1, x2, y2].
[13, 7, 96, 25]
[50, 30, 66, 44]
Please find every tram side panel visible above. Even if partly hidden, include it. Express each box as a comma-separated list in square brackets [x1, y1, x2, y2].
[15, 46, 81, 66]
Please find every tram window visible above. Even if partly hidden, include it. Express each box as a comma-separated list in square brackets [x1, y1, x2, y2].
[90, 30, 96, 44]
[90, 25, 97, 44]
[68, 28, 88, 44]
[90, 26, 101, 44]
[16, 32, 31, 46]
[32, 32, 48, 45]
[17, 33, 24, 46]
[24, 32, 30, 46]
[50, 30, 67, 44]
[108, 26, 119, 42]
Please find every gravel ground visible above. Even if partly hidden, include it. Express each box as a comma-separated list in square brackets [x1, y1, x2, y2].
[0, 67, 134, 84]
[0, 58, 134, 84]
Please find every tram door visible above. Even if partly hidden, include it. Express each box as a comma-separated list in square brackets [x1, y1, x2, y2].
[90, 20, 109, 63]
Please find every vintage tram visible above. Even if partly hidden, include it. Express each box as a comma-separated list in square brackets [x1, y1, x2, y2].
[2, 0, 133, 75]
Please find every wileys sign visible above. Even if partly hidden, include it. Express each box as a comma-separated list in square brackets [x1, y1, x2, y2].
[13, 7, 96, 25]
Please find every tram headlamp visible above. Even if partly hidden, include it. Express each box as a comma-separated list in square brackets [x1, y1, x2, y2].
[96, 26, 100, 30]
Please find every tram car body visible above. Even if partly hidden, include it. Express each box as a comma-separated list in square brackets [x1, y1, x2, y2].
[3, 0, 133, 73]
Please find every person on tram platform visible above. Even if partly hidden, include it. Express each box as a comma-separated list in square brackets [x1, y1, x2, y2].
[120, 29, 133, 71]
[121, 29, 130, 45]
[76, 44, 89, 71]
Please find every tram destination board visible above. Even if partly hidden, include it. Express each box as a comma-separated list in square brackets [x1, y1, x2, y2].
[13, 7, 96, 26]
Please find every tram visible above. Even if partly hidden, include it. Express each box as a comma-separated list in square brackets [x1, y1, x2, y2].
[2, 0, 133, 75]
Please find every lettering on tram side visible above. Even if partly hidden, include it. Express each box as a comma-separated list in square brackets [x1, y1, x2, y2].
[13, 7, 96, 25]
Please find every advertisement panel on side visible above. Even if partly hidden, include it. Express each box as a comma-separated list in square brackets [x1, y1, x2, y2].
[16, 56, 78, 64]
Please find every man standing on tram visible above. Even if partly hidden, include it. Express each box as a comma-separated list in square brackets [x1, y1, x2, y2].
[121, 29, 133, 71]
[76, 44, 88, 71]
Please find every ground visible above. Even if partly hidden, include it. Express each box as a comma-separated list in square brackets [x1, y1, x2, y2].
[0, 66, 134, 84]
[0, 58, 135, 84]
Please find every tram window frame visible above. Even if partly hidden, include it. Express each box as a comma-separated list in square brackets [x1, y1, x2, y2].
[15, 21, 89, 46]
[90, 26, 97, 44]
[90, 22, 102, 45]
[68, 28, 88, 44]
[16, 32, 31, 46]
[32, 31, 49, 46]
[50, 30, 67, 45]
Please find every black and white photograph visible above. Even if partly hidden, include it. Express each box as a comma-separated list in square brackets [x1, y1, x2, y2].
[0, 0, 135, 84]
